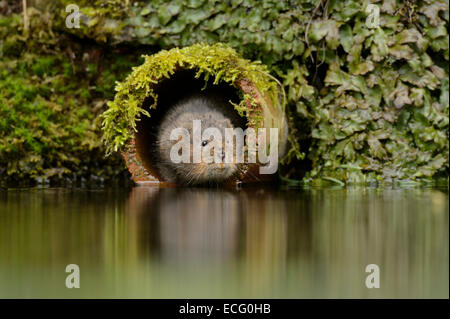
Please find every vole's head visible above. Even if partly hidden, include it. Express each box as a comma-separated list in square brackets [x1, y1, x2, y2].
[171, 109, 240, 185]
[156, 92, 247, 185]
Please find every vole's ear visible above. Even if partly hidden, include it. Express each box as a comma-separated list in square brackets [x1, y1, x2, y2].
[178, 121, 193, 133]
[221, 119, 232, 128]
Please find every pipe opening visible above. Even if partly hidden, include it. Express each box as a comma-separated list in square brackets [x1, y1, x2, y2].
[134, 69, 247, 181]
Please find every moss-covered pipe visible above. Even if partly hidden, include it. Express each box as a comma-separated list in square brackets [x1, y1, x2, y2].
[102, 43, 288, 185]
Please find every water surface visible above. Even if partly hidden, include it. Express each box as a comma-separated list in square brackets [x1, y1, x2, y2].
[0, 186, 448, 298]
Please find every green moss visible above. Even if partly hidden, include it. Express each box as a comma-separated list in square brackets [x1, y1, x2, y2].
[31, 56, 57, 77]
[0, 9, 140, 186]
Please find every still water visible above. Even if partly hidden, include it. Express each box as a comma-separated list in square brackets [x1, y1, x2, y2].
[0, 186, 448, 298]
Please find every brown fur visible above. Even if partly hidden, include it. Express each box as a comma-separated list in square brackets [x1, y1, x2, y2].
[155, 92, 243, 185]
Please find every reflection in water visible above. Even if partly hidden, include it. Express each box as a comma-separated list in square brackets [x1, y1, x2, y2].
[0, 186, 448, 298]
[130, 188, 241, 263]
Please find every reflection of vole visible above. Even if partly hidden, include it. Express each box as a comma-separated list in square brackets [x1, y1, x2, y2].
[155, 92, 244, 185]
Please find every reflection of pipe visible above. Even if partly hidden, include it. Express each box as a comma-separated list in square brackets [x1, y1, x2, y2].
[124, 186, 292, 286]
[158, 190, 240, 262]
[126, 187, 241, 264]
[239, 191, 289, 292]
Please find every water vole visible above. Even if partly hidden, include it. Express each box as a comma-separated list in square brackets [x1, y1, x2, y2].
[155, 92, 245, 185]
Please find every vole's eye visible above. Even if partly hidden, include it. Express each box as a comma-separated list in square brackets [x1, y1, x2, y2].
[201, 140, 208, 147]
